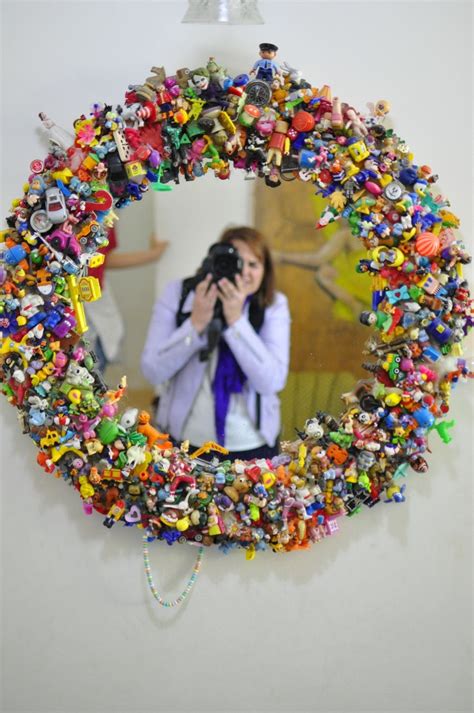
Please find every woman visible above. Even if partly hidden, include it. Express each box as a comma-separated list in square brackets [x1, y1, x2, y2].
[141, 226, 291, 460]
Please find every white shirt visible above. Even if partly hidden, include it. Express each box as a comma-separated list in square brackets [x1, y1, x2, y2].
[181, 349, 265, 450]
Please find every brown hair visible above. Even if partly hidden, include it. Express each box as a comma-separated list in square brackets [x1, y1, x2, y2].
[218, 225, 276, 307]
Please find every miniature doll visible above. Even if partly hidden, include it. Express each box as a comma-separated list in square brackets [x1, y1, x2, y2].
[250, 43, 281, 83]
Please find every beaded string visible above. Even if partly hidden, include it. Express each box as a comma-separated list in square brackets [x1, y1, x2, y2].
[143, 533, 204, 607]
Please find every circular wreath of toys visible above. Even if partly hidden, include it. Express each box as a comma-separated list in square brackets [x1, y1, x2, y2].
[1, 54, 473, 568]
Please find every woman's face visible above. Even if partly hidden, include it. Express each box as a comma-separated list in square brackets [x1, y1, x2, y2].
[231, 239, 265, 296]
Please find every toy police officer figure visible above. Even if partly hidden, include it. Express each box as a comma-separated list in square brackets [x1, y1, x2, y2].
[251, 43, 280, 83]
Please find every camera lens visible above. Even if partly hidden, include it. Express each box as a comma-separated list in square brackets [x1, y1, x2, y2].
[207, 244, 243, 283]
[213, 251, 240, 281]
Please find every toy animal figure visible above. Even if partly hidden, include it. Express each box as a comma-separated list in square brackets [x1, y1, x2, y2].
[137, 410, 171, 449]
[65, 360, 94, 388]
[302, 416, 325, 440]
[72, 413, 100, 440]
[125, 444, 147, 470]
[280, 60, 303, 85]
[281, 485, 310, 528]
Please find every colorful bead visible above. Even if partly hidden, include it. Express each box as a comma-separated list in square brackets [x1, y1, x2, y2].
[143, 533, 204, 607]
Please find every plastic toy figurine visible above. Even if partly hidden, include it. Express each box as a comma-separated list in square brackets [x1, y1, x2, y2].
[167, 455, 196, 498]
[137, 410, 172, 449]
[366, 99, 391, 126]
[38, 112, 74, 150]
[265, 119, 289, 187]
[207, 502, 224, 536]
[206, 56, 231, 89]
[303, 417, 325, 440]
[250, 43, 281, 83]
[384, 482, 406, 503]
[188, 67, 226, 108]
[26, 175, 46, 207]
[103, 499, 126, 528]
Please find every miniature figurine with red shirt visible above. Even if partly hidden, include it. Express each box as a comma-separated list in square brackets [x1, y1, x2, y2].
[166, 454, 196, 498]
[265, 119, 289, 187]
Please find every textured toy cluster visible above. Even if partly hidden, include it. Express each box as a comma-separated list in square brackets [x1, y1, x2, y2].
[0, 56, 472, 556]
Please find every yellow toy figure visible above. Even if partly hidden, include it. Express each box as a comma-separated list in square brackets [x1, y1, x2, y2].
[207, 502, 224, 536]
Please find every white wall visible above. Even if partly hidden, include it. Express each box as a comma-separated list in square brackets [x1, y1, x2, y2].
[1, 2, 473, 713]
[105, 184, 156, 389]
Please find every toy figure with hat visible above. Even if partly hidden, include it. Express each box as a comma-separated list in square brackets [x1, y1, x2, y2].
[251, 43, 281, 83]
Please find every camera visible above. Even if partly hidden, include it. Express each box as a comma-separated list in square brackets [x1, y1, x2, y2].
[196, 242, 243, 285]
[181, 243, 243, 361]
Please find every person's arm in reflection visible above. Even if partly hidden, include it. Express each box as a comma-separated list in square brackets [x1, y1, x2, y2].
[105, 232, 168, 269]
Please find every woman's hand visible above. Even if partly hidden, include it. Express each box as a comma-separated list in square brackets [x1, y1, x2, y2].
[190, 274, 218, 334]
[218, 274, 247, 326]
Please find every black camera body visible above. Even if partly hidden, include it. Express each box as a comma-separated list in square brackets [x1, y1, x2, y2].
[195, 242, 243, 286]
[180, 243, 243, 361]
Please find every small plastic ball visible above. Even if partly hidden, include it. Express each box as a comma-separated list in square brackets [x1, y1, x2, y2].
[416, 231, 441, 256]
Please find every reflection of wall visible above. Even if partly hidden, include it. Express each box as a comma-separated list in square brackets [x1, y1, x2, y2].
[254, 179, 371, 425]
[106, 197, 155, 391]
[254, 179, 371, 374]
[152, 171, 254, 295]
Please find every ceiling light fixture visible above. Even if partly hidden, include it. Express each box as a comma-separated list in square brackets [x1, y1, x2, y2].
[181, 0, 264, 25]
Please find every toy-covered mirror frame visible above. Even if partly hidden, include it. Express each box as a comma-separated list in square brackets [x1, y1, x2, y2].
[0, 57, 472, 556]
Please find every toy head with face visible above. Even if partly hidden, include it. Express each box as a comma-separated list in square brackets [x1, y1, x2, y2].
[259, 43, 278, 60]
[190, 68, 210, 92]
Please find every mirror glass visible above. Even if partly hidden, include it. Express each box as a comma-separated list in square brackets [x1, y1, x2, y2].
[99, 175, 369, 441]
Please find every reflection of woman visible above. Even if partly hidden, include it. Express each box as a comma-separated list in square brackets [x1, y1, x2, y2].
[141, 226, 291, 460]
[87, 227, 168, 372]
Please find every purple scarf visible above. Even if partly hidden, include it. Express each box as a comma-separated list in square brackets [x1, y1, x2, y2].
[212, 338, 246, 446]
